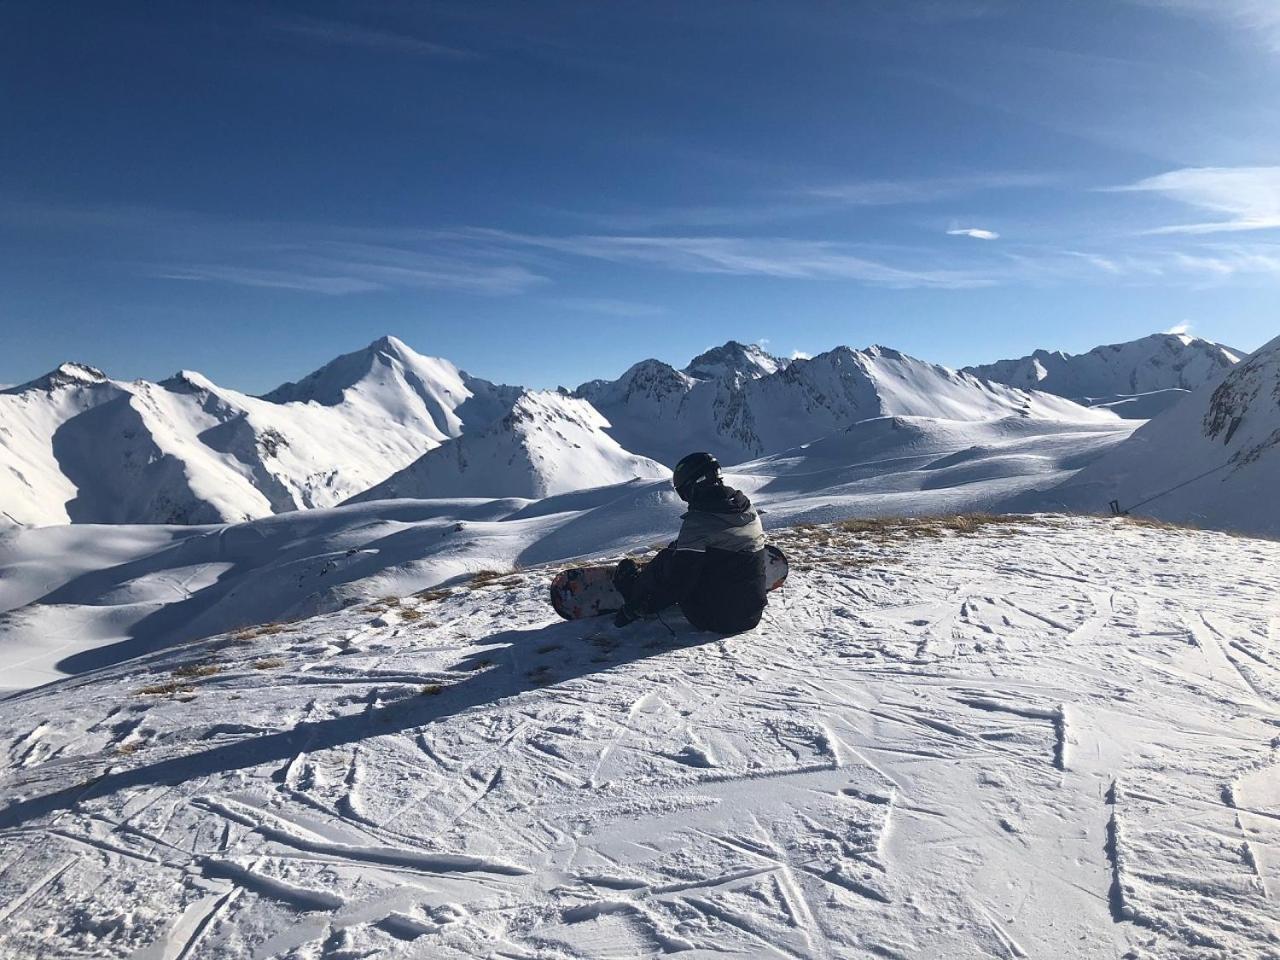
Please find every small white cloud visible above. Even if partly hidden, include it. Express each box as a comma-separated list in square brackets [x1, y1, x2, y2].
[947, 227, 1000, 240]
[1164, 322, 1193, 335]
[756, 337, 771, 346]
[790, 350, 812, 360]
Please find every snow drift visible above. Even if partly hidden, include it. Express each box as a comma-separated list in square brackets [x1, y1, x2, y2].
[347, 391, 668, 502]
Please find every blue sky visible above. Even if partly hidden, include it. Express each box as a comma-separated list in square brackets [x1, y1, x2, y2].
[3, 1, 1280, 392]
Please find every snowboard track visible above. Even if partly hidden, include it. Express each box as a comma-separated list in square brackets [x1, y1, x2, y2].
[0, 515, 1278, 958]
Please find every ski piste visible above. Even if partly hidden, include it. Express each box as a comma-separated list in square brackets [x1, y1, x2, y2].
[550, 544, 789, 621]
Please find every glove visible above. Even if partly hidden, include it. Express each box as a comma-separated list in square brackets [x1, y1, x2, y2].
[613, 557, 641, 594]
[613, 604, 641, 628]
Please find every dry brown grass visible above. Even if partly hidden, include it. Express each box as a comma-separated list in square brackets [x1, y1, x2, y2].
[421, 683, 444, 696]
[770, 513, 1047, 572]
[232, 622, 290, 641]
[116, 741, 142, 756]
[467, 569, 507, 588]
[136, 680, 197, 697]
[251, 658, 286, 670]
[834, 513, 1036, 538]
[172, 662, 222, 679]
[400, 608, 426, 622]
[414, 588, 452, 603]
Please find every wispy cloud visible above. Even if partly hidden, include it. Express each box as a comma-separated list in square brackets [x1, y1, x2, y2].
[1164, 321, 1193, 335]
[567, 172, 1053, 230]
[547, 297, 666, 317]
[0, 200, 549, 297]
[790, 350, 812, 361]
[1133, 0, 1280, 53]
[1110, 166, 1280, 235]
[471, 229, 999, 289]
[947, 227, 1000, 240]
[152, 266, 382, 295]
[806, 173, 1052, 206]
[271, 15, 477, 60]
[155, 243, 546, 297]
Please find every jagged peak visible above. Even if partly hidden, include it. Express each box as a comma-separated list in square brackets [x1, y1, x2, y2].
[367, 334, 414, 360]
[862, 344, 909, 362]
[259, 335, 463, 406]
[685, 340, 783, 380]
[4, 362, 109, 394]
[161, 369, 219, 393]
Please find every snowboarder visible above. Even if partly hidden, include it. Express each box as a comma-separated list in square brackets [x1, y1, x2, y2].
[611, 452, 768, 634]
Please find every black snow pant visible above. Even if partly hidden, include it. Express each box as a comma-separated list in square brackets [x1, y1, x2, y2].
[618, 544, 766, 635]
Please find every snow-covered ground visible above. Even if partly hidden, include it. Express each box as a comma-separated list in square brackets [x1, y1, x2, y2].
[0, 417, 1136, 693]
[1, 516, 1277, 959]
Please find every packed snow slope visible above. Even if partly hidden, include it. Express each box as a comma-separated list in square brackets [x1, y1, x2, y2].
[0, 336, 518, 526]
[1039, 334, 1280, 537]
[965, 333, 1241, 417]
[347, 391, 668, 503]
[0, 517, 1277, 959]
[0, 415, 1136, 692]
[577, 342, 1116, 465]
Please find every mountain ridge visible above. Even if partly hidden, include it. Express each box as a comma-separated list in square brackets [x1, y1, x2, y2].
[0, 330, 1245, 526]
[964, 332, 1241, 403]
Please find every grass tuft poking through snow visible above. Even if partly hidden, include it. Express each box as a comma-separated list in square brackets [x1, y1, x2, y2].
[171, 663, 222, 679]
[1, 515, 1277, 959]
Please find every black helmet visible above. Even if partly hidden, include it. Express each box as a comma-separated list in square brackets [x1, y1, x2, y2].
[672, 451, 721, 500]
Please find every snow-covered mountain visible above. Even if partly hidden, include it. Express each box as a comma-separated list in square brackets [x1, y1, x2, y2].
[2, 331, 1237, 528]
[683, 339, 787, 380]
[965, 333, 1241, 415]
[0, 337, 518, 526]
[578, 342, 1116, 465]
[1040, 335, 1280, 536]
[348, 391, 668, 502]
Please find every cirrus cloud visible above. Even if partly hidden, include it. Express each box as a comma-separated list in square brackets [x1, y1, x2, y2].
[1113, 166, 1280, 235]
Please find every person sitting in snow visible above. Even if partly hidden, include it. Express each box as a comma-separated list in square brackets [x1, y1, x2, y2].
[612, 452, 768, 634]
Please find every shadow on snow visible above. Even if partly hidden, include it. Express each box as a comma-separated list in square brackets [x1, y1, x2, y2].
[0, 612, 727, 831]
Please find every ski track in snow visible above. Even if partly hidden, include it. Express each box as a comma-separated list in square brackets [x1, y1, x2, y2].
[0, 517, 1278, 958]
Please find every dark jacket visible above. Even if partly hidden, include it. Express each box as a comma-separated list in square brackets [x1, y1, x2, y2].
[630, 483, 767, 634]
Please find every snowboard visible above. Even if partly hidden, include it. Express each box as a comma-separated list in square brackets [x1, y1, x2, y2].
[550, 545, 789, 621]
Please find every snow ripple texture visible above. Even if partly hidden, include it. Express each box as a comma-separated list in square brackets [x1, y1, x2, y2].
[0, 517, 1277, 959]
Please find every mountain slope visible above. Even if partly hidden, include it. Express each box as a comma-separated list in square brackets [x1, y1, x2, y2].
[965, 333, 1241, 409]
[348, 391, 669, 502]
[1036, 335, 1280, 535]
[1, 517, 1276, 959]
[0, 412, 1141, 691]
[0, 338, 518, 526]
[578, 342, 1116, 465]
